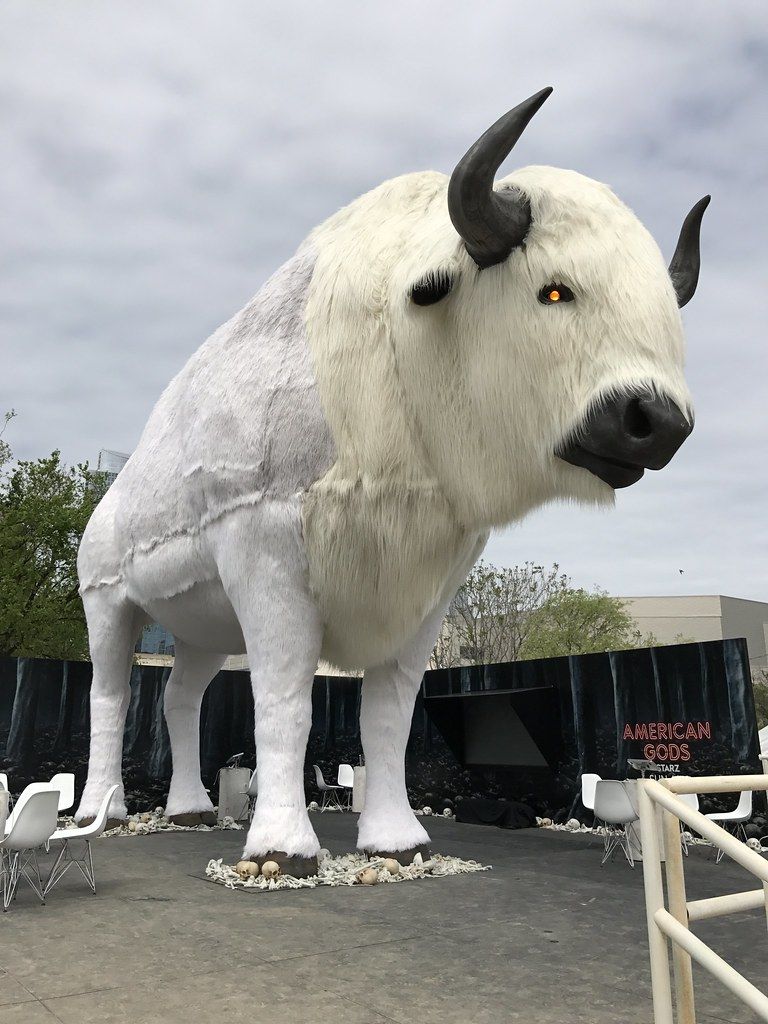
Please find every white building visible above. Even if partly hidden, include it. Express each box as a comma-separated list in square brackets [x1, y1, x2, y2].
[620, 595, 768, 676]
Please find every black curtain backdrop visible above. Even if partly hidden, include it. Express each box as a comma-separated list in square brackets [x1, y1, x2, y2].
[0, 638, 759, 822]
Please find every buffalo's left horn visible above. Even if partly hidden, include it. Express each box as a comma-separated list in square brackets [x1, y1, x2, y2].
[448, 87, 552, 269]
[669, 195, 710, 307]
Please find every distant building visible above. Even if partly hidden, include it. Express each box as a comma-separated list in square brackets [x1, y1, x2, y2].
[620, 595, 768, 676]
[96, 448, 129, 487]
[138, 622, 175, 657]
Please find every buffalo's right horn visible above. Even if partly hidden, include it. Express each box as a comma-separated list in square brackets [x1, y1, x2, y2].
[448, 87, 552, 269]
[668, 195, 711, 308]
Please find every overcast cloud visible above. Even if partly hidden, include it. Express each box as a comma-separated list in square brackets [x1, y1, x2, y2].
[1, 1, 766, 599]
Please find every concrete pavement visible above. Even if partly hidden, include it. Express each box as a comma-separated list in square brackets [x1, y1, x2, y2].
[1, 815, 765, 1023]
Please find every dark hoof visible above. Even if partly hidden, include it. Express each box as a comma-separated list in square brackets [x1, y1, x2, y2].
[199, 811, 218, 826]
[79, 816, 127, 830]
[250, 851, 319, 878]
[367, 845, 431, 865]
[168, 812, 204, 827]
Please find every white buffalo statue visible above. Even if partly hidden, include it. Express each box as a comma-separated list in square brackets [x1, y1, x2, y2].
[76, 88, 707, 874]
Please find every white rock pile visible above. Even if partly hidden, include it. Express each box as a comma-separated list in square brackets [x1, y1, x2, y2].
[306, 802, 456, 820]
[205, 849, 490, 892]
[58, 808, 243, 837]
[535, 816, 768, 853]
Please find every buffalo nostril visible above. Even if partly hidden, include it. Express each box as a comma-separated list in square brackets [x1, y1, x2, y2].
[623, 397, 653, 440]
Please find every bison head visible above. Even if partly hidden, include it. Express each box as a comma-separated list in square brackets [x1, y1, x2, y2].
[305, 88, 706, 530]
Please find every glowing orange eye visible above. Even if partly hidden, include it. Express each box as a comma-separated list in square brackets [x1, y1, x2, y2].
[538, 283, 575, 305]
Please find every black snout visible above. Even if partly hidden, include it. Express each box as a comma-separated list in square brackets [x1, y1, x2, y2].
[556, 392, 693, 489]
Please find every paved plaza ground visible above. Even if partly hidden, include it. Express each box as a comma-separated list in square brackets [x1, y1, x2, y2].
[1, 814, 766, 1023]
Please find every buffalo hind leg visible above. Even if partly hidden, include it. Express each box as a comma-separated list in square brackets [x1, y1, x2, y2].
[76, 588, 147, 828]
[164, 642, 226, 825]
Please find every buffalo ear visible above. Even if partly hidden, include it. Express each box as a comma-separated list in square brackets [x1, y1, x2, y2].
[410, 268, 455, 306]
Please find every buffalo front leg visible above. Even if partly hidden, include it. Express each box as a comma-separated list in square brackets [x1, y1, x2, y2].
[75, 589, 146, 827]
[356, 654, 431, 862]
[214, 507, 323, 876]
[357, 533, 488, 861]
[164, 642, 226, 825]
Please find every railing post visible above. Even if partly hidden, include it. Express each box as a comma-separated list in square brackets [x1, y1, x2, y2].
[638, 781, 674, 1024]
[761, 756, 768, 935]
[661, 785, 696, 1024]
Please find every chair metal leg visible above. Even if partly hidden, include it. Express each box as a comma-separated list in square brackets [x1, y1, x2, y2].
[680, 822, 690, 856]
[45, 839, 96, 895]
[585, 816, 604, 849]
[714, 822, 749, 864]
[3, 852, 20, 911]
[44, 841, 70, 895]
[85, 841, 96, 894]
[601, 826, 635, 867]
[321, 788, 343, 811]
[11, 850, 47, 903]
[602, 828, 619, 865]
[621, 828, 635, 868]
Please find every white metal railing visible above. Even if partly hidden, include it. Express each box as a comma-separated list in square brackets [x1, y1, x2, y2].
[638, 773, 768, 1023]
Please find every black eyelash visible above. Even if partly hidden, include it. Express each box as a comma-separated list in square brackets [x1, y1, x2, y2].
[410, 269, 454, 306]
[538, 283, 575, 305]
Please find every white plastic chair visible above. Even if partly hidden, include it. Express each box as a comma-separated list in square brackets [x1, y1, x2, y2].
[0, 791, 8, 843]
[580, 772, 601, 813]
[337, 763, 354, 810]
[579, 772, 603, 845]
[0, 773, 12, 818]
[5, 782, 56, 834]
[246, 770, 258, 821]
[1, 790, 60, 910]
[313, 765, 344, 810]
[594, 781, 639, 867]
[706, 789, 752, 863]
[44, 784, 119, 896]
[49, 773, 75, 813]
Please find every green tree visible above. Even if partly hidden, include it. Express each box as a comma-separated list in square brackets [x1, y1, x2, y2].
[0, 418, 104, 660]
[0, 409, 16, 469]
[519, 587, 642, 660]
[431, 560, 572, 668]
[431, 560, 659, 668]
[752, 671, 768, 730]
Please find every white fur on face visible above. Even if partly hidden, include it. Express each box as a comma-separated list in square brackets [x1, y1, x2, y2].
[299, 165, 693, 666]
[306, 166, 693, 532]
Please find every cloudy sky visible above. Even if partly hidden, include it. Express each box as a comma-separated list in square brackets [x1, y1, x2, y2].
[2, 1, 766, 599]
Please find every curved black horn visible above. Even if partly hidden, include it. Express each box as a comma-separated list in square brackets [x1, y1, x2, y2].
[448, 87, 553, 269]
[669, 195, 710, 307]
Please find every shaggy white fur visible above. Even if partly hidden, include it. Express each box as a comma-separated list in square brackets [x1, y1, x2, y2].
[301, 166, 691, 668]
[76, 152, 695, 859]
[163, 643, 226, 818]
[357, 532, 486, 853]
